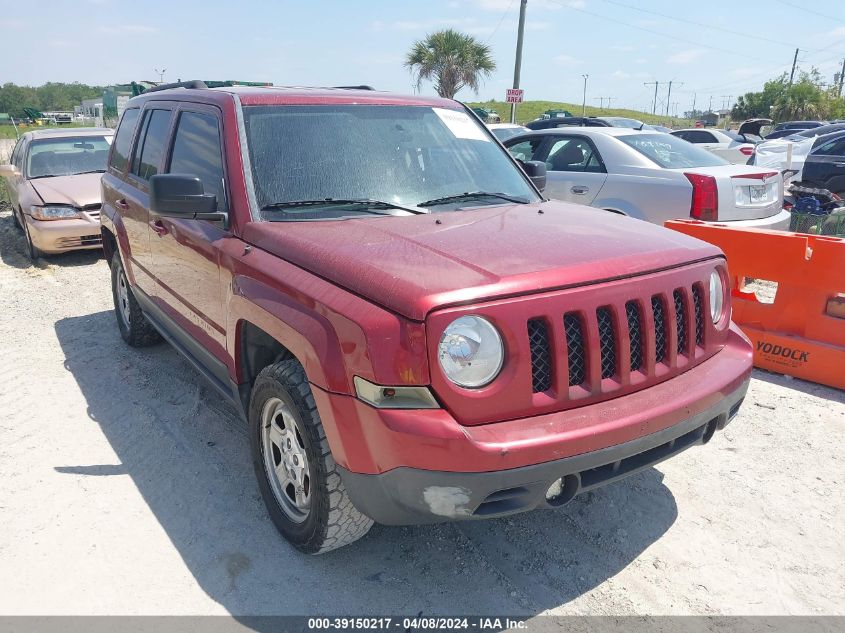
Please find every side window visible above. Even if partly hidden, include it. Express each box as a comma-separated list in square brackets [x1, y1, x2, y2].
[109, 108, 140, 172]
[814, 138, 845, 157]
[131, 109, 172, 181]
[9, 139, 21, 167]
[507, 137, 544, 162]
[546, 137, 604, 173]
[674, 131, 691, 142]
[167, 111, 226, 210]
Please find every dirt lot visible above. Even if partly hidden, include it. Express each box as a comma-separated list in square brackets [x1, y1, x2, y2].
[0, 204, 843, 618]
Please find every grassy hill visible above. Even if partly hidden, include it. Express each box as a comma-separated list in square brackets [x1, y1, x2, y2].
[467, 99, 689, 127]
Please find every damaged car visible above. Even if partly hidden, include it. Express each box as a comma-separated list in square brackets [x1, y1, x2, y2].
[1, 127, 113, 259]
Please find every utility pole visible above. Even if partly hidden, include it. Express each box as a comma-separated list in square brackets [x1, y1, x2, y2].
[665, 81, 682, 117]
[510, 0, 528, 124]
[789, 48, 799, 86]
[594, 96, 614, 110]
[708, 95, 713, 112]
[839, 58, 845, 97]
[691, 93, 696, 118]
[644, 81, 661, 115]
[581, 74, 589, 116]
[721, 95, 733, 110]
[154, 68, 166, 83]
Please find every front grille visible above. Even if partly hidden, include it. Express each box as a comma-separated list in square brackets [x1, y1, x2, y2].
[527, 319, 552, 393]
[626, 301, 643, 371]
[674, 289, 687, 355]
[57, 234, 102, 248]
[692, 285, 704, 346]
[596, 307, 616, 379]
[652, 295, 667, 364]
[564, 313, 586, 386]
[527, 282, 706, 394]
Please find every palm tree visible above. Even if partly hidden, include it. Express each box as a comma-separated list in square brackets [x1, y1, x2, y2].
[405, 29, 496, 99]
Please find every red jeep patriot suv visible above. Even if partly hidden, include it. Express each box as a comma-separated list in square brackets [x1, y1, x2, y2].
[101, 81, 753, 553]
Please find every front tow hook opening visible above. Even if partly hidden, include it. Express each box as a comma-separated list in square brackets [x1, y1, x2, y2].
[702, 417, 720, 444]
[545, 473, 580, 507]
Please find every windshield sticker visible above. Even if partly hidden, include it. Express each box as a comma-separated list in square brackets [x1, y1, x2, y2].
[434, 108, 490, 142]
[104, 136, 113, 145]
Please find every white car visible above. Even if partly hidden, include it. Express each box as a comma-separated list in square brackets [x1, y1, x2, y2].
[487, 123, 530, 142]
[504, 127, 790, 229]
[671, 128, 756, 164]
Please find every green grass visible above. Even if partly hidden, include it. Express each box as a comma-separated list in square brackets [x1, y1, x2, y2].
[0, 122, 93, 139]
[467, 99, 691, 127]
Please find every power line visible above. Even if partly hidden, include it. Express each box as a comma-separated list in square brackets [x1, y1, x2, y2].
[485, 0, 516, 42]
[545, 0, 775, 65]
[773, 0, 844, 22]
[598, 0, 809, 50]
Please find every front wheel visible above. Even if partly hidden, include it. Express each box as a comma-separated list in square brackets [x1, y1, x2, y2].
[250, 359, 372, 554]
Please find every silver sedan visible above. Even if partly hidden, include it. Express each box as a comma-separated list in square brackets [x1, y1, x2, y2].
[504, 127, 790, 229]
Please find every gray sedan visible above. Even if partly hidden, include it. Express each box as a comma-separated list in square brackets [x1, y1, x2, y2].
[504, 127, 790, 228]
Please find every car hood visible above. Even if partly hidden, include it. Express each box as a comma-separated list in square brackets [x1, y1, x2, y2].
[242, 201, 722, 321]
[28, 172, 103, 208]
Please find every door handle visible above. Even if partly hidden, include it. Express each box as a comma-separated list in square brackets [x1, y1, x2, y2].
[571, 186, 589, 194]
[833, 162, 845, 167]
[115, 198, 129, 211]
[149, 219, 169, 237]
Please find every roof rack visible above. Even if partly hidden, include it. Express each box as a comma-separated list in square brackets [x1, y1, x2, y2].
[142, 80, 209, 94]
[332, 85, 375, 91]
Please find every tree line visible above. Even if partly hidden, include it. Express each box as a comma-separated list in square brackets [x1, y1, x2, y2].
[0, 82, 104, 116]
[731, 69, 845, 122]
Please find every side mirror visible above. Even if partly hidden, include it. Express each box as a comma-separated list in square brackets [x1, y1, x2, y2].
[0, 164, 18, 176]
[149, 174, 222, 221]
[520, 160, 547, 192]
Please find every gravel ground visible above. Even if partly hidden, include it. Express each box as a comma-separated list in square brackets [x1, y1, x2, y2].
[0, 204, 843, 618]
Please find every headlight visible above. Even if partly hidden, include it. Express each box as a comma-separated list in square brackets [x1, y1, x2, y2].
[709, 270, 724, 323]
[437, 315, 504, 388]
[30, 205, 81, 221]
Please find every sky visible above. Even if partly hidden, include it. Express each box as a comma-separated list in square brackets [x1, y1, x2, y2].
[2, 0, 844, 116]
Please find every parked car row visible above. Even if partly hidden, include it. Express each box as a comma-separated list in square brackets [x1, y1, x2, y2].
[1, 84, 754, 555]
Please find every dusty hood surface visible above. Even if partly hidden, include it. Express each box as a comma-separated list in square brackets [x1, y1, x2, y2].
[243, 201, 722, 320]
[28, 172, 103, 208]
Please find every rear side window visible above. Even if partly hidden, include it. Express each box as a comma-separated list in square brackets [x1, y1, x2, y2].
[132, 109, 172, 181]
[507, 137, 544, 161]
[167, 111, 226, 210]
[109, 108, 140, 172]
[814, 138, 845, 156]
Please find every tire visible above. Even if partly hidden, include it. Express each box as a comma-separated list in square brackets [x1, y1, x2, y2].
[249, 359, 372, 554]
[22, 220, 41, 261]
[110, 255, 162, 347]
[13, 207, 22, 230]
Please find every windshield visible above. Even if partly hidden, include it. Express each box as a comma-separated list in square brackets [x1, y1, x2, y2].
[243, 105, 540, 218]
[617, 133, 729, 168]
[490, 126, 528, 141]
[796, 124, 845, 138]
[604, 117, 643, 128]
[26, 135, 112, 178]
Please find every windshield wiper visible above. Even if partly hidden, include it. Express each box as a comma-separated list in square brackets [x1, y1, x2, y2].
[417, 191, 529, 208]
[261, 198, 427, 216]
[74, 169, 106, 175]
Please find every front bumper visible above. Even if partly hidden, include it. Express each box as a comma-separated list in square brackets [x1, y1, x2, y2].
[339, 379, 747, 524]
[26, 216, 102, 254]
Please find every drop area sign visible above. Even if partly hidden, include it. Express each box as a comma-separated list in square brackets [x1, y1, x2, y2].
[506, 88, 524, 103]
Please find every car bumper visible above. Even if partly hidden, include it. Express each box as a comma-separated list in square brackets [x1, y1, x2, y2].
[339, 379, 747, 524]
[312, 325, 753, 523]
[719, 208, 791, 231]
[26, 216, 102, 254]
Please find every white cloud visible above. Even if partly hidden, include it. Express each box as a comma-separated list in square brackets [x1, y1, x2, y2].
[475, 0, 581, 10]
[731, 67, 762, 78]
[611, 45, 636, 52]
[554, 54, 580, 67]
[667, 49, 704, 65]
[611, 70, 630, 79]
[829, 25, 845, 37]
[98, 24, 156, 34]
[634, 58, 647, 64]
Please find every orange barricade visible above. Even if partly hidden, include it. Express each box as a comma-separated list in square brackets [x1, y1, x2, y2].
[665, 220, 845, 390]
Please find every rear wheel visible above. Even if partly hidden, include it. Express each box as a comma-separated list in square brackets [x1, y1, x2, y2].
[250, 359, 372, 554]
[110, 255, 161, 347]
